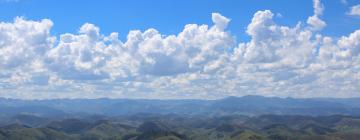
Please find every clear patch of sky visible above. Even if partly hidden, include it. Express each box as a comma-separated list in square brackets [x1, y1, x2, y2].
[0, 0, 358, 42]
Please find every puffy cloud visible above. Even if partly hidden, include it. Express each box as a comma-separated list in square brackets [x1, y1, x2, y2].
[123, 16, 234, 76]
[0, 17, 55, 86]
[313, 0, 324, 16]
[307, 0, 326, 31]
[212, 13, 230, 31]
[0, 17, 54, 69]
[0, 2, 360, 99]
[236, 10, 315, 67]
[307, 15, 327, 31]
[338, 29, 360, 56]
[232, 9, 360, 98]
[348, 4, 360, 16]
[46, 23, 111, 81]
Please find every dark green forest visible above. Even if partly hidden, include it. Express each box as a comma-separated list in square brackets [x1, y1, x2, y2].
[1, 114, 360, 140]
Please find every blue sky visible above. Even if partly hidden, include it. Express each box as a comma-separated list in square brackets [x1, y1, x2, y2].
[1, 0, 358, 40]
[0, 0, 359, 99]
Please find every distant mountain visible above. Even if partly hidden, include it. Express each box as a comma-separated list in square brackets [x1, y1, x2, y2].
[211, 95, 359, 116]
[1, 95, 360, 118]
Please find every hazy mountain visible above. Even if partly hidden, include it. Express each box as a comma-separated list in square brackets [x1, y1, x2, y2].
[1, 96, 360, 118]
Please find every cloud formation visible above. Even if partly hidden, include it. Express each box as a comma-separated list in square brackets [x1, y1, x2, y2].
[0, 1, 359, 99]
[307, 0, 326, 31]
[348, 4, 360, 16]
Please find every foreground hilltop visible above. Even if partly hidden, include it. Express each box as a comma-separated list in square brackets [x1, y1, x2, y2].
[1, 114, 360, 140]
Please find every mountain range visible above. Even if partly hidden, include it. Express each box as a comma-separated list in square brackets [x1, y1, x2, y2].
[1, 95, 360, 118]
[1, 96, 360, 139]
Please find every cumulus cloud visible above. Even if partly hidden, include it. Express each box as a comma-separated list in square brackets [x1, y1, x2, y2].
[307, 0, 326, 31]
[348, 4, 360, 16]
[46, 23, 111, 81]
[0, 17, 55, 87]
[313, 0, 324, 15]
[0, 1, 360, 99]
[212, 13, 230, 31]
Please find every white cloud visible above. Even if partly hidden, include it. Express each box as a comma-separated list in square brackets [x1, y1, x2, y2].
[307, 0, 326, 31]
[46, 23, 111, 81]
[313, 0, 324, 16]
[307, 15, 327, 31]
[338, 29, 360, 56]
[237, 10, 315, 67]
[0, 1, 360, 99]
[212, 13, 230, 31]
[0, 17, 55, 87]
[348, 4, 360, 16]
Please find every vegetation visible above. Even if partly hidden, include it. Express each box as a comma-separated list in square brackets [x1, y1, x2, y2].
[1, 114, 360, 140]
[1, 96, 360, 139]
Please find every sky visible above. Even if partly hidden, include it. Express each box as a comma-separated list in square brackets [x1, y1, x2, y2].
[0, 0, 359, 99]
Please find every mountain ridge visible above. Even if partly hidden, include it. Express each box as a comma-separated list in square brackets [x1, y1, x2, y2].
[1, 95, 360, 118]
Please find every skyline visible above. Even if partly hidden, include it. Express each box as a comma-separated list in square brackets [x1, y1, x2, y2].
[0, 0, 359, 99]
